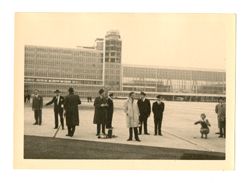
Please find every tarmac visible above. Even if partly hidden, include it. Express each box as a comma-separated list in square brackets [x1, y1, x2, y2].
[24, 99, 225, 153]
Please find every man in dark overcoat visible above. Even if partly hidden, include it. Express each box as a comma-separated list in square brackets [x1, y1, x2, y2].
[106, 93, 114, 138]
[64, 87, 81, 137]
[137, 91, 151, 135]
[215, 97, 226, 138]
[32, 89, 43, 125]
[45, 89, 65, 129]
[93, 89, 108, 138]
[152, 95, 165, 136]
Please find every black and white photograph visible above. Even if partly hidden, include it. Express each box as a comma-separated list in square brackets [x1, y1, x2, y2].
[14, 13, 235, 169]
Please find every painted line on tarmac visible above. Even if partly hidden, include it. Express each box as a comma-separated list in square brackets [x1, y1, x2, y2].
[147, 122, 213, 152]
[53, 124, 61, 138]
[165, 131, 211, 151]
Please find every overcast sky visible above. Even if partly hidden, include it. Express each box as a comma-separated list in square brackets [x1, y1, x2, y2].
[16, 13, 234, 70]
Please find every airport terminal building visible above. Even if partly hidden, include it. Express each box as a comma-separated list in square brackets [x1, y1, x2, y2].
[24, 31, 226, 101]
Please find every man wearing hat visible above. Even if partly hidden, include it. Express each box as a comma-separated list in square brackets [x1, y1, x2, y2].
[93, 88, 108, 138]
[152, 95, 165, 136]
[64, 87, 81, 137]
[137, 91, 151, 135]
[45, 89, 65, 129]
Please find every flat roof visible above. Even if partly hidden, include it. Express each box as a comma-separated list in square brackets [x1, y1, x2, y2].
[123, 64, 225, 73]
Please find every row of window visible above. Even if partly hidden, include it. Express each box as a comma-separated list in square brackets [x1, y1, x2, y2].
[25, 50, 102, 57]
[25, 78, 103, 85]
[105, 58, 121, 63]
[123, 68, 225, 82]
[105, 40, 121, 45]
[105, 52, 121, 57]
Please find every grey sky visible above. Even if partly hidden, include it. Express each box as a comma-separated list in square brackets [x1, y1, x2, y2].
[16, 13, 234, 70]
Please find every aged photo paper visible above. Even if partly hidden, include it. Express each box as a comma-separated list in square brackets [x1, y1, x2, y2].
[14, 13, 235, 170]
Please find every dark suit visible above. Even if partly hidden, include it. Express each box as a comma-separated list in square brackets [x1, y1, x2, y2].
[152, 101, 165, 135]
[46, 95, 64, 129]
[32, 95, 43, 125]
[64, 93, 81, 137]
[106, 97, 114, 129]
[137, 98, 151, 134]
[106, 97, 114, 138]
[93, 96, 108, 135]
[215, 103, 226, 137]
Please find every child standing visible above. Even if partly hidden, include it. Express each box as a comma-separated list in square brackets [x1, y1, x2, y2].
[194, 113, 211, 139]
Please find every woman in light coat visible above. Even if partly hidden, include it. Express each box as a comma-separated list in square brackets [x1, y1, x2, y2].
[123, 92, 141, 142]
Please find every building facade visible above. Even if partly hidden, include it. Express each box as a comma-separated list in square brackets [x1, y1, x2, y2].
[24, 45, 104, 97]
[104, 31, 122, 91]
[24, 31, 226, 100]
[122, 65, 225, 94]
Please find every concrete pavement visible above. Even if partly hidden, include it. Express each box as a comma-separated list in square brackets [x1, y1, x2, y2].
[24, 99, 225, 153]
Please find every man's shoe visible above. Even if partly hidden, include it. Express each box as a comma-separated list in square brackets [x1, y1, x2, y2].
[144, 133, 150, 135]
[33, 123, 38, 125]
[159, 133, 163, 136]
[135, 139, 141, 142]
[218, 135, 223, 138]
[54, 127, 58, 129]
[66, 134, 70, 136]
[127, 138, 132, 141]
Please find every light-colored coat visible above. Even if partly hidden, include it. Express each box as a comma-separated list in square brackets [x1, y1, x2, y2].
[215, 103, 226, 128]
[123, 98, 140, 128]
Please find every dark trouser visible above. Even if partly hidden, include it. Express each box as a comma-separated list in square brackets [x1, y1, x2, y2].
[97, 123, 106, 135]
[67, 125, 76, 137]
[128, 127, 140, 140]
[34, 109, 42, 125]
[154, 118, 162, 135]
[219, 121, 226, 137]
[106, 119, 113, 138]
[54, 109, 64, 128]
[139, 116, 148, 134]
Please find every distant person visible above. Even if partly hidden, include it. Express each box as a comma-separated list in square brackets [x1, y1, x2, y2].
[64, 87, 81, 137]
[137, 91, 151, 135]
[152, 95, 165, 136]
[106, 93, 115, 138]
[32, 89, 43, 125]
[215, 97, 226, 138]
[194, 113, 211, 139]
[93, 89, 108, 138]
[45, 90, 65, 129]
[124, 92, 141, 142]
[27, 94, 31, 103]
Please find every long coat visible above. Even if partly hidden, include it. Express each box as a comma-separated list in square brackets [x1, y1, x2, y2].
[93, 96, 108, 125]
[152, 101, 165, 121]
[215, 103, 226, 128]
[107, 97, 114, 125]
[46, 96, 64, 112]
[32, 95, 43, 110]
[123, 98, 140, 128]
[137, 98, 151, 121]
[64, 94, 81, 126]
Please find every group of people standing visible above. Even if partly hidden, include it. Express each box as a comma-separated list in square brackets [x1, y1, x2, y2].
[30, 87, 226, 141]
[32, 88, 81, 137]
[123, 91, 165, 141]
